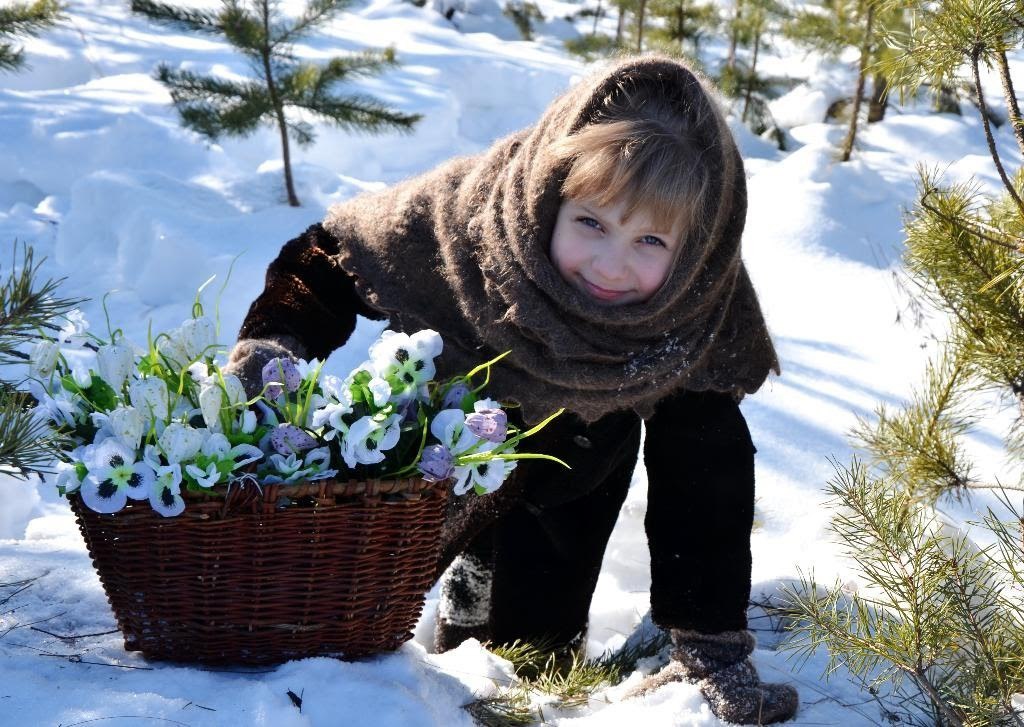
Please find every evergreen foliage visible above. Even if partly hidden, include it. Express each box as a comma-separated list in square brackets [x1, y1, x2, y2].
[784, 2, 1024, 723]
[131, 0, 422, 207]
[504, 1, 545, 41]
[0, 243, 82, 478]
[646, 0, 718, 57]
[784, 0, 910, 160]
[0, 0, 63, 73]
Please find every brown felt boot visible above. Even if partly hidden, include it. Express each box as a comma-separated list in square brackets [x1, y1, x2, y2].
[626, 629, 798, 724]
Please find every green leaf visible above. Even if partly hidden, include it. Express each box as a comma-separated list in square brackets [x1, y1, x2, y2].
[85, 375, 119, 412]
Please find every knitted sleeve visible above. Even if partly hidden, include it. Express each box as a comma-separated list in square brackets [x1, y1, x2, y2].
[643, 389, 756, 633]
[237, 223, 387, 359]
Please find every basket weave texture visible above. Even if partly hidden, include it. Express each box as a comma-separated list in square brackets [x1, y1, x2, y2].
[70, 477, 449, 666]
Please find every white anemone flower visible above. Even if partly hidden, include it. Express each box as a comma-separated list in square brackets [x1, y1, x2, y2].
[96, 342, 134, 390]
[368, 377, 391, 407]
[55, 461, 82, 493]
[368, 330, 443, 402]
[57, 309, 89, 343]
[430, 408, 480, 455]
[158, 422, 205, 464]
[129, 377, 169, 421]
[311, 401, 353, 441]
[320, 374, 346, 401]
[340, 413, 401, 469]
[108, 406, 146, 450]
[452, 456, 516, 496]
[150, 463, 185, 517]
[185, 461, 222, 488]
[178, 316, 217, 361]
[29, 340, 60, 379]
[80, 439, 154, 514]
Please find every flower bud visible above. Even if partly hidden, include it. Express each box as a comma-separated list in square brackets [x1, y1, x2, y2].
[179, 316, 217, 361]
[465, 408, 508, 443]
[418, 444, 454, 482]
[261, 357, 301, 399]
[269, 424, 317, 456]
[109, 405, 146, 450]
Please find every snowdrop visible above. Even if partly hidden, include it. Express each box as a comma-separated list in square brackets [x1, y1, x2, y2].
[340, 413, 402, 469]
[262, 446, 336, 484]
[70, 364, 92, 389]
[29, 340, 60, 379]
[129, 377, 169, 421]
[158, 422, 205, 464]
[96, 342, 133, 390]
[80, 439, 154, 514]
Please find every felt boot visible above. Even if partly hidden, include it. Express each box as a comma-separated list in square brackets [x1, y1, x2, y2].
[627, 629, 798, 724]
[434, 550, 494, 652]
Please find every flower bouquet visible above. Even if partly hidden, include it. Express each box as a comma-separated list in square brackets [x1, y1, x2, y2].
[24, 300, 563, 664]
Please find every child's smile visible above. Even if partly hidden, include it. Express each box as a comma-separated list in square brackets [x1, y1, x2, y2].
[549, 197, 682, 306]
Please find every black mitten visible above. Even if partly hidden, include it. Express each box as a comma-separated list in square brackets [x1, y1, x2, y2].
[626, 629, 798, 724]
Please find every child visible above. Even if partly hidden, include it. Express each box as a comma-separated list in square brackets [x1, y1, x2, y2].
[227, 55, 797, 724]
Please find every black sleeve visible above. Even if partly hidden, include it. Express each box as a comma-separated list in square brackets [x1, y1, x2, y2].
[643, 388, 756, 633]
[237, 223, 387, 359]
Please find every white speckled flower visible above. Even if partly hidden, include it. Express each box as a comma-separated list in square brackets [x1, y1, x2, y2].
[158, 422, 205, 464]
[29, 340, 60, 379]
[178, 316, 217, 361]
[129, 377, 169, 422]
[96, 342, 134, 390]
[108, 405, 146, 450]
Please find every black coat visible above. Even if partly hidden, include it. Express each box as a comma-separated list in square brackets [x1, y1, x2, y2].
[238, 224, 757, 640]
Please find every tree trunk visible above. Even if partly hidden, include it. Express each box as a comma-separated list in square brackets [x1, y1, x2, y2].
[635, 0, 647, 52]
[996, 49, 1024, 158]
[840, 2, 874, 163]
[615, 2, 626, 45]
[971, 44, 1024, 216]
[725, 0, 742, 72]
[867, 72, 888, 122]
[592, 0, 602, 36]
[741, 32, 760, 122]
[259, 0, 299, 207]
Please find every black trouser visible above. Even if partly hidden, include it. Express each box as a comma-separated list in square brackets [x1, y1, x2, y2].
[448, 389, 755, 650]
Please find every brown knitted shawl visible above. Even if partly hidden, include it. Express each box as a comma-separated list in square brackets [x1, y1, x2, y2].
[322, 55, 778, 423]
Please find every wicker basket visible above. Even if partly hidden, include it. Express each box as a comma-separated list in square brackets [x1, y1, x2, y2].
[70, 477, 449, 666]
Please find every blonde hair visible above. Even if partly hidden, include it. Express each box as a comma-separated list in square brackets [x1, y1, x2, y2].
[550, 75, 721, 237]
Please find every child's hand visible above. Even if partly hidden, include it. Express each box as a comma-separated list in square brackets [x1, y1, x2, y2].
[224, 334, 306, 399]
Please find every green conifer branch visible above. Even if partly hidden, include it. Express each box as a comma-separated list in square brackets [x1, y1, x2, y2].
[273, 0, 347, 47]
[0, 0, 63, 72]
[130, 0, 224, 36]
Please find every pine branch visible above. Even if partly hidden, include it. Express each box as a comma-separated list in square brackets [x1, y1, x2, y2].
[995, 49, 1024, 159]
[156, 66, 273, 139]
[0, 387, 65, 478]
[0, 0, 63, 39]
[130, 0, 224, 36]
[971, 44, 1024, 217]
[272, 0, 349, 47]
[0, 44, 25, 72]
[0, 243, 83, 366]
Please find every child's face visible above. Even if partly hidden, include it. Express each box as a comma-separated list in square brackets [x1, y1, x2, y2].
[550, 196, 682, 306]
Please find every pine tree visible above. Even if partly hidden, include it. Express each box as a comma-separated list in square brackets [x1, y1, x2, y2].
[0, 244, 82, 478]
[0, 0, 63, 73]
[646, 0, 719, 58]
[784, 2, 1024, 724]
[784, 0, 910, 161]
[131, 0, 422, 207]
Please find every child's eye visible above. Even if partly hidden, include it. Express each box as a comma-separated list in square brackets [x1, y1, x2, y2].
[639, 235, 666, 248]
[576, 216, 603, 231]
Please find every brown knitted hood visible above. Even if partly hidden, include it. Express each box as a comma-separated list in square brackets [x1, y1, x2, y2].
[323, 55, 779, 422]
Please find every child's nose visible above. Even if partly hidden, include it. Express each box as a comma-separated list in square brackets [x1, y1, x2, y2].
[592, 245, 627, 281]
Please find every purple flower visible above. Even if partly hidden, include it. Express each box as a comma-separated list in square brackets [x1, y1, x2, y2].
[441, 382, 472, 410]
[269, 424, 317, 456]
[465, 408, 508, 443]
[262, 357, 302, 399]
[418, 444, 454, 483]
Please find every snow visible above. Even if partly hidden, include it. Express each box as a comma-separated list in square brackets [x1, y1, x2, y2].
[1, 0, 1022, 725]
